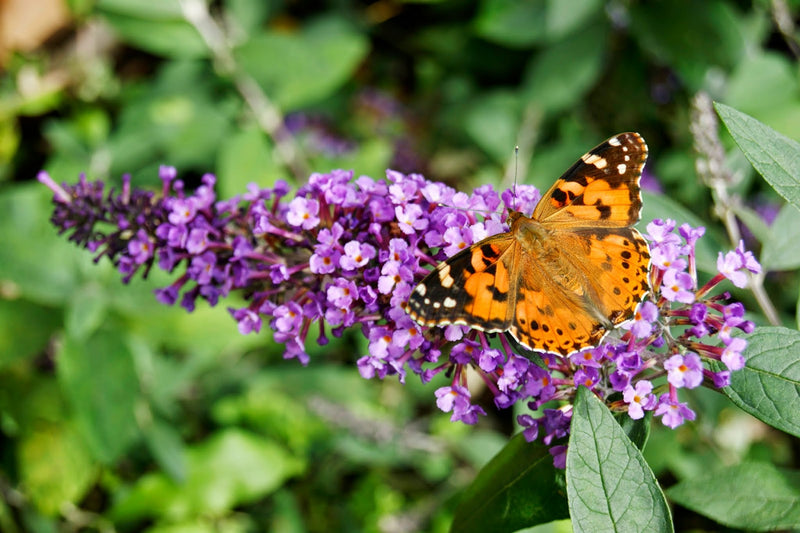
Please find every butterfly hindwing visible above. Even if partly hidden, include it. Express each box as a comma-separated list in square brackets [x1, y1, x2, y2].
[510, 251, 609, 355]
[557, 227, 651, 325]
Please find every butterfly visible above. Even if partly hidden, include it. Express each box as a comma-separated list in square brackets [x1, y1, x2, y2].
[404, 132, 651, 356]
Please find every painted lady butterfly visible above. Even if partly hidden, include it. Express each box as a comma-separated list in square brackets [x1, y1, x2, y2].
[404, 133, 651, 356]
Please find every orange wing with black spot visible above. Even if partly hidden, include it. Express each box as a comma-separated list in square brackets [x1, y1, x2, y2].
[405, 133, 651, 356]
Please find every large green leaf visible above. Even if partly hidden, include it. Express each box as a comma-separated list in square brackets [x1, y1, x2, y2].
[450, 433, 568, 533]
[722, 327, 800, 438]
[715, 102, 800, 209]
[57, 328, 141, 463]
[667, 462, 800, 531]
[236, 17, 369, 111]
[567, 387, 673, 533]
[473, 0, 549, 47]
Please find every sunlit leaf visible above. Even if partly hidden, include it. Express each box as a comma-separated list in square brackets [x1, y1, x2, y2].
[567, 387, 673, 533]
[722, 328, 800, 438]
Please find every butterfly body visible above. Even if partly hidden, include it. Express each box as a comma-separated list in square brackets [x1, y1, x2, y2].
[404, 133, 651, 356]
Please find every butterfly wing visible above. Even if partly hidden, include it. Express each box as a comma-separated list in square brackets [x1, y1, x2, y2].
[406, 222, 621, 356]
[532, 132, 647, 228]
[557, 227, 651, 325]
[406, 132, 652, 356]
[405, 234, 520, 333]
[509, 250, 611, 355]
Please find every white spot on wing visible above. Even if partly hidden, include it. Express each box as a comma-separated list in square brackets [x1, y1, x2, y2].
[438, 264, 455, 288]
[617, 163, 627, 174]
[443, 297, 457, 308]
[608, 136, 622, 146]
[415, 284, 427, 296]
[583, 153, 608, 169]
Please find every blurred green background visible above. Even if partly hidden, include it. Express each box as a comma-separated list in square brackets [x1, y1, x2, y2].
[1, 0, 799, 531]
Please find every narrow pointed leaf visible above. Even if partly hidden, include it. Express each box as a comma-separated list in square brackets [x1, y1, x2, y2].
[567, 387, 673, 533]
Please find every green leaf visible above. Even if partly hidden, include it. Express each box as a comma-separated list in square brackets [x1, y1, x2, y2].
[722, 327, 800, 438]
[567, 387, 673, 533]
[450, 433, 568, 533]
[96, 0, 183, 18]
[64, 282, 108, 340]
[0, 298, 60, 369]
[18, 421, 96, 515]
[463, 91, 520, 163]
[522, 21, 608, 115]
[666, 462, 800, 531]
[217, 126, 288, 200]
[110, 428, 305, 523]
[730, 203, 772, 245]
[715, 102, 800, 209]
[143, 418, 187, 483]
[0, 184, 85, 306]
[474, 0, 603, 47]
[236, 17, 369, 111]
[224, 0, 272, 39]
[615, 410, 652, 451]
[473, 0, 549, 47]
[108, 60, 235, 174]
[726, 52, 797, 116]
[97, 0, 208, 58]
[760, 203, 800, 271]
[630, 0, 743, 90]
[57, 328, 141, 463]
[544, 0, 603, 39]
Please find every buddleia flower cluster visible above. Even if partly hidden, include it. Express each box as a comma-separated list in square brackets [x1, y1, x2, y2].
[40, 167, 758, 467]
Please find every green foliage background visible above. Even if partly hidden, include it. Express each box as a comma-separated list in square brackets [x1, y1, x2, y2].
[1, 0, 799, 531]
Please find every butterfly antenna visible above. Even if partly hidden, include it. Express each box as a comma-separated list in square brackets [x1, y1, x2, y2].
[513, 145, 519, 211]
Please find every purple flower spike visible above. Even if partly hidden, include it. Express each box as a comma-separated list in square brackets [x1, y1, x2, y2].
[42, 165, 759, 468]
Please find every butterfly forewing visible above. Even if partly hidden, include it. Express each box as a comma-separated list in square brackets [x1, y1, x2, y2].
[405, 132, 651, 356]
[532, 132, 647, 227]
[405, 234, 518, 332]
